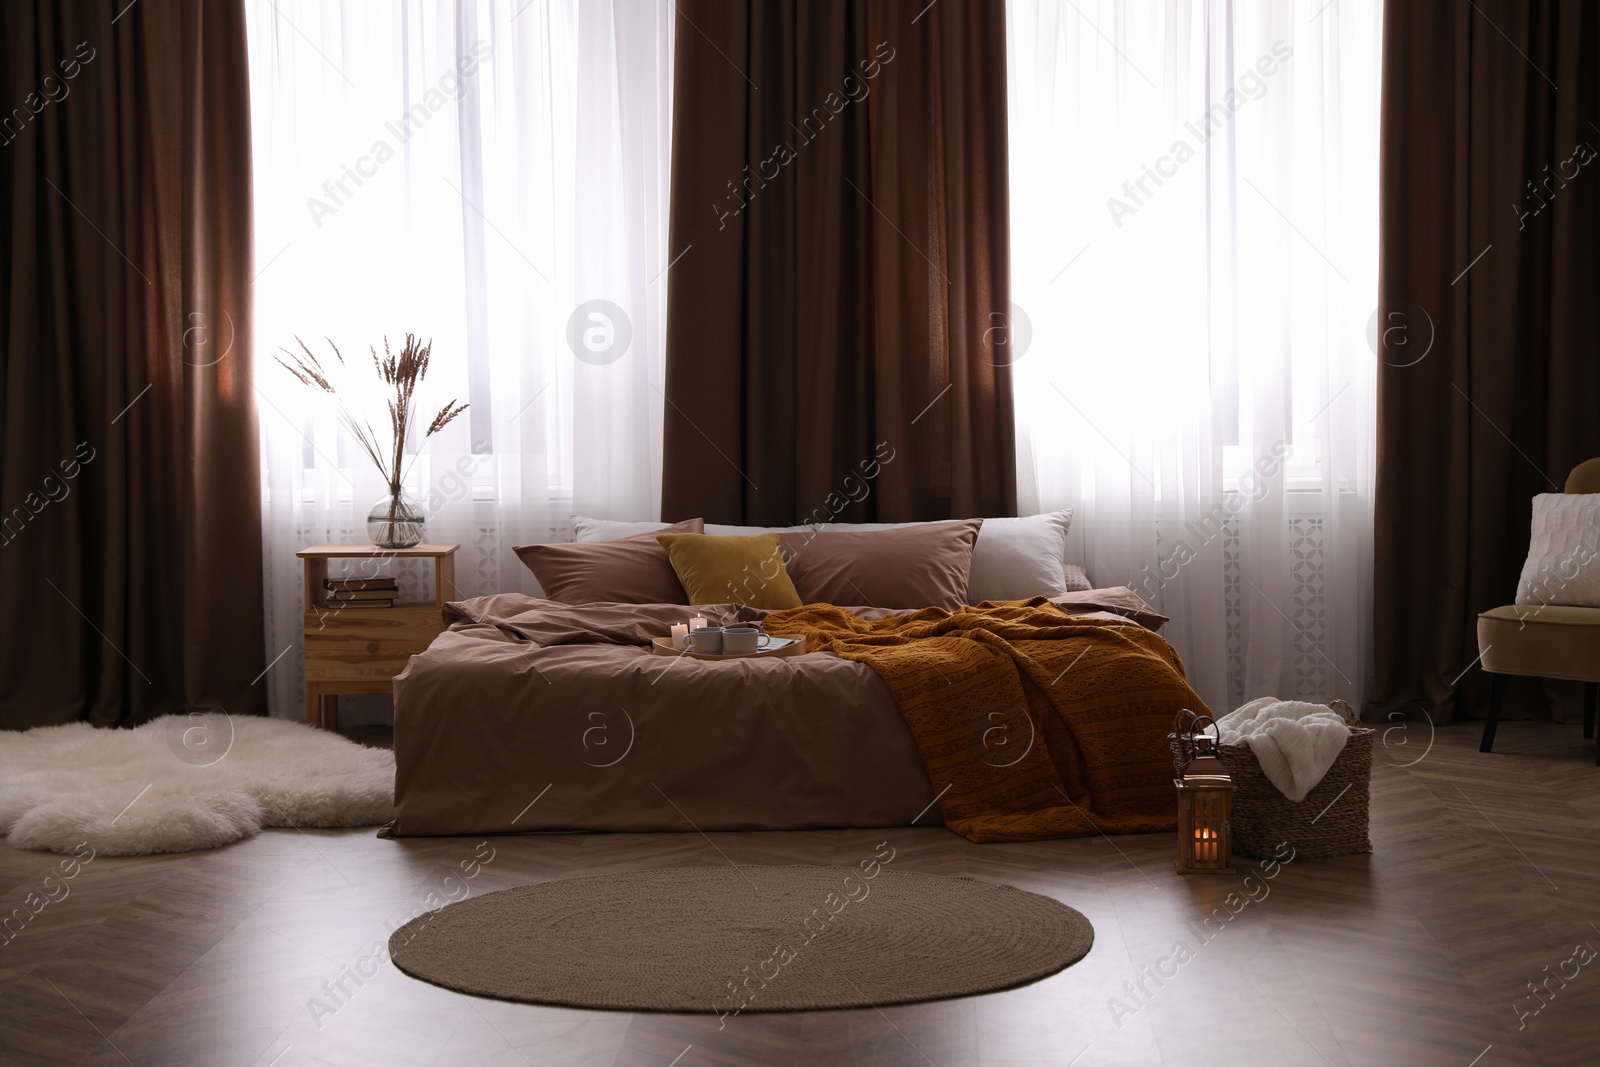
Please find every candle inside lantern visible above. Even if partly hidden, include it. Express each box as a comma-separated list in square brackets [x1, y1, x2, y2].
[1174, 710, 1234, 876]
[669, 623, 689, 650]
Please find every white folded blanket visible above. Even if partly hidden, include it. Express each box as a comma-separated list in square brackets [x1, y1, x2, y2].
[1213, 697, 1349, 802]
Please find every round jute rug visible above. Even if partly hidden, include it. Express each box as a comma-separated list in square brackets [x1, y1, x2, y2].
[388, 865, 1093, 1014]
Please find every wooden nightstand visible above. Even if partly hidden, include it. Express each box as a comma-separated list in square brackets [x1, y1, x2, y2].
[297, 543, 460, 729]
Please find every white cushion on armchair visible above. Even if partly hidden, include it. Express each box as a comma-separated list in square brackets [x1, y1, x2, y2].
[1515, 493, 1600, 608]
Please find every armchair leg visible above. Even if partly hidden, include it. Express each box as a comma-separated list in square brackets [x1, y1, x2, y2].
[1480, 674, 1506, 753]
[1587, 682, 1599, 766]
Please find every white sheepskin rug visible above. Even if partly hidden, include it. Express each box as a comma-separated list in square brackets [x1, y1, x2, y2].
[0, 714, 394, 856]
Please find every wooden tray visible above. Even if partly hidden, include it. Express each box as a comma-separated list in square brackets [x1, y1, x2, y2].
[650, 636, 808, 660]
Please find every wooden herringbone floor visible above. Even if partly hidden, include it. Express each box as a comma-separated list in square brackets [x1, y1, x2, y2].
[1, 720, 1596, 1067]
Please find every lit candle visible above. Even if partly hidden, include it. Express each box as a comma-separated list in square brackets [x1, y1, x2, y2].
[688, 616, 708, 632]
[669, 623, 689, 650]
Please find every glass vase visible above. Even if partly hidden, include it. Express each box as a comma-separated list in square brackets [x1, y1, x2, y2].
[367, 491, 426, 549]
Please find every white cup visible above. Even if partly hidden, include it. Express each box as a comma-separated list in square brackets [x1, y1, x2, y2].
[691, 627, 723, 654]
[722, 627, 771, 654]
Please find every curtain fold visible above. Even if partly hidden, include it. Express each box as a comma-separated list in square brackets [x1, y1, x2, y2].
[1006, 1, 1381, 710]
[1372, 0, 1600, 724]
[0, 0, 265, 729]
[661, 0, 1015, 526]
[247, 0, 674, 719]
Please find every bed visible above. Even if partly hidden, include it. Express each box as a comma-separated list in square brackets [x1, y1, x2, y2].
[387, 590, 1183, 839]
[386, 512, 1204, 841]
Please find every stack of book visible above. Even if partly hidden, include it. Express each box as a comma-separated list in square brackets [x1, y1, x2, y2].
[325, 575, 399, 608]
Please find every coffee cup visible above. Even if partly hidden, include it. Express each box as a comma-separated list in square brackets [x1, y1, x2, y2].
[691, 627, 723, 654]
[722, 627, 771, 654]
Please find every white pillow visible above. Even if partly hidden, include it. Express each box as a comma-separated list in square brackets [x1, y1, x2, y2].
[820, 510, 1076, 601]
[571, 516, 676, 542]
[1514, 494, 1600, 607]
[1062, 563, 1092, 592]
[966, 510, 1075, 600]
[705, 523, 814, 536]
[814, 520, 928, 532]
[573, 516, 816, 541]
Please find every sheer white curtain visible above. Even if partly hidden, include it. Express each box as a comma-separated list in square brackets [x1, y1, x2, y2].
[1006, 1, 1380, 710]
[247, 0, 672, 718]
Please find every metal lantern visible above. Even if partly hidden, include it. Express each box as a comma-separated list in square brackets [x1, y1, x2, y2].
[1174, 711, 1235, 875]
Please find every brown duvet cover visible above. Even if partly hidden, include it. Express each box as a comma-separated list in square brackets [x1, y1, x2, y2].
[387, 590, 1174, 838]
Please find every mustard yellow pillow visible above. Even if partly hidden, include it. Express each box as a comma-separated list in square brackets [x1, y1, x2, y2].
[656, 533, 803, 609]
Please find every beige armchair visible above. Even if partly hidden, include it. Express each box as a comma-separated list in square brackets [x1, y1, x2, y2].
[1477, 458, 1600, 764]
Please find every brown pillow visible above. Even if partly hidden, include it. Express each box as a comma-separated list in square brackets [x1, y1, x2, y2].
[513, 519, 704, 604]
[1052, 587, 1169, 631]
[779, 519, 983, 610]
[657, 533, 803, 609]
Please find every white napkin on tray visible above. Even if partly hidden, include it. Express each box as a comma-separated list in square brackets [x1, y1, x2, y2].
[1213, 697, 1349, 803]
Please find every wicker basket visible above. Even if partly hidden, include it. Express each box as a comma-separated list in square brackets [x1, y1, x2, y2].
[1168, 700, 1373, 860]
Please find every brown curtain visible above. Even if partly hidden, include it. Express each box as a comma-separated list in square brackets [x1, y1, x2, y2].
[661, 0, 1015, 526]
[0, 0, 265, 729]
[1371, 0, 1600, 724]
